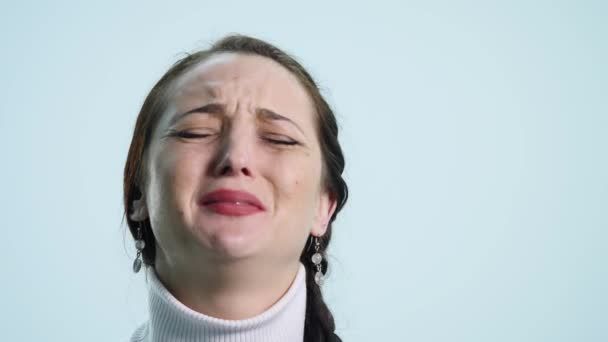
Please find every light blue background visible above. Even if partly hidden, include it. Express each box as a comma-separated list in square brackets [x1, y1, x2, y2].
[1, 1, 606, 341]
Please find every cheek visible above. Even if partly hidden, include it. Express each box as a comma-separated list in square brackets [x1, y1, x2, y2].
[271, 154, 322, 215]
[148, 145, 206, 217]
[268, 158, 322, 257]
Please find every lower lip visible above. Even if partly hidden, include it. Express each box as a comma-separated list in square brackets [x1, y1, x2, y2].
[202, 202, 264, 216]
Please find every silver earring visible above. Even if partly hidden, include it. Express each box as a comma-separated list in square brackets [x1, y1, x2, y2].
[132, 223, 145, 273]
[311, 236, 325, 285]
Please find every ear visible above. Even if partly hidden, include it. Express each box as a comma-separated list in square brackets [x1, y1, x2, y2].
[311, 190, 338, 237]
[129, 195, 149, 222]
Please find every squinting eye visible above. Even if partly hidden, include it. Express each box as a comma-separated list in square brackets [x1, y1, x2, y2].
[173, 131, 213, 139]
[263, 135, 299, 146]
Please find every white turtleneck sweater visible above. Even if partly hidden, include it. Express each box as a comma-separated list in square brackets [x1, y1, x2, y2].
[129, 262, 307, 342]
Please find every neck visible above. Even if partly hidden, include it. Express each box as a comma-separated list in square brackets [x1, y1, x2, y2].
[154, 253, 301, 320]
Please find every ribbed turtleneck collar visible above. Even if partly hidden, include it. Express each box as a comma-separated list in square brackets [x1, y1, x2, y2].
[130, 263, 307, 342]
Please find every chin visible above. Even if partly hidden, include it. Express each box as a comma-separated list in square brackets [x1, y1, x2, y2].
[193, 219, 269, 259]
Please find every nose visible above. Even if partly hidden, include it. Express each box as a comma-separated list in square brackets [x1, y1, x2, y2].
[210, 126, 253, 178]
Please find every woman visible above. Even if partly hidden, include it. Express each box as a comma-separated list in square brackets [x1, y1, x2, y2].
[123, 34, 348, 342]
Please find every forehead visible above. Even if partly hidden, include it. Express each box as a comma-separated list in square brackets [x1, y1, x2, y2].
[169, 52, 314, 115]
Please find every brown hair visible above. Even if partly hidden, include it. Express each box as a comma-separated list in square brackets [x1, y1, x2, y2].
[123, 34, 348, 341]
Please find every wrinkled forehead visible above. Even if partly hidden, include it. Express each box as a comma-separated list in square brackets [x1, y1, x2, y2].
[168, 52, 315, 115]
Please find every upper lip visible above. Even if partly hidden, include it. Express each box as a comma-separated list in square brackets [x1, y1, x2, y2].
[198, 188, 266, 210]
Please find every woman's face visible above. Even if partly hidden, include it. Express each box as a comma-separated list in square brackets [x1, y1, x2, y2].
[131, 52, 336, 267]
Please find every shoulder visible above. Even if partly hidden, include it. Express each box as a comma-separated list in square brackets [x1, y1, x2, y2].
[129, 322, 149, 342]
[330, 332, 343, 342]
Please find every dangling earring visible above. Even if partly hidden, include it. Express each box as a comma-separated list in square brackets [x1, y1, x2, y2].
[311, 236, 325, 285]
[132, 223, 145, 273]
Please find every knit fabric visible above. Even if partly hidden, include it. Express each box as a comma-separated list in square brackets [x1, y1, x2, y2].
[130, 263, 307, 342]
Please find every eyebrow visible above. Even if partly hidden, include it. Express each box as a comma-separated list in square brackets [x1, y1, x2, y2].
[168, 103, 223, 127]
[169, 103, 305, 134]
